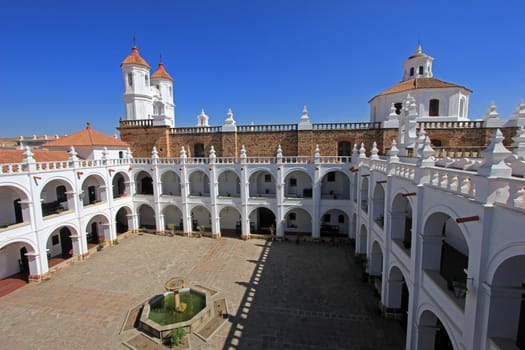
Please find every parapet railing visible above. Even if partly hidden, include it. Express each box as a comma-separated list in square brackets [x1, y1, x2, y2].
[313, 122, 381, 130]
[417, 121, 484, 129]
[433, 147, 484, 159]
[170, 126, 222, 134]
[237, 124, 297, 132]
[119, 119, 153, 128]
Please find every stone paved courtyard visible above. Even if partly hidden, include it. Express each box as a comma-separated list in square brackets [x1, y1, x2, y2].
[0, 233, 405, 349]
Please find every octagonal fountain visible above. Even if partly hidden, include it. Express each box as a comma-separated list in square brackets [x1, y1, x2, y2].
[140, 277, 214, 340]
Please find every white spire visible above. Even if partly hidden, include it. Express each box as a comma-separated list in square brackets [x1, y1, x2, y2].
[223, 108, 237, 132]
[197, 109, 209, 127]
[298, 105, 312, 130]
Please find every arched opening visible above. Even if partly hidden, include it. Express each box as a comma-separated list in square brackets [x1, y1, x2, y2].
[40, 179, 73, 216]
[321, 170, 350, 199]
[161, 171, 181, 196]
[284, 208, 311, 237]
[81, 174, 107, 206]
[138, 204, 156, 230]
[372, 184, 385, 228]
[284, 170, 312, 198]
[486, 254, 525, 347]
[193, 143, 205, 157]
[191, 206, 211, 232]
[357, 224, 368, 255]
[386, 266, 410, 330]
[369, 241, 384, 296]
[218, 170, 240, 197]
[46, 226, 75, 266]
[163, 205, 183, 233]
[390, 194, 413, 254]
[459, 97, 466, 118]
[112, 172, 129, 198]
[189, 170, 210, 197]
[422, 212, 469, 307]
[417, 310, 454, 350]
[136, 171, 153, 195]
[0, 242, 36, 287]
[219, 206, 241, 237]
[349, 213, 357, 240]
[249, 171, 275, 198]
[360, 177, 369, 212]
[115, 206, 132, 234]
[249, 207, 276, 234]
[320, 209, 348, 237]
[0, 185, 30, 228]
[85, 214, 109, 248]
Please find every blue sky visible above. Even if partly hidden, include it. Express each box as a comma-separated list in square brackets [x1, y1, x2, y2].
[0, 0, 523, 137]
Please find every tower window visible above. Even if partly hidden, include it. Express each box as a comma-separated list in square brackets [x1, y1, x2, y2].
[410, 67, 414, 76]
[145, 74, 149, 86]
[394, 102, 403, 115]
[419, 66, 424, 75]
[429, 99, 440, 116]
[169, 87, 172, 97]
[127, 73, 133, 87]
[459, 97, 466, 117]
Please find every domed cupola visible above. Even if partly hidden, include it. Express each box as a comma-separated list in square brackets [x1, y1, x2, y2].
[121, 45, 151, 69]
[402, 44, 433, 81]
[151, 61, 174, 81]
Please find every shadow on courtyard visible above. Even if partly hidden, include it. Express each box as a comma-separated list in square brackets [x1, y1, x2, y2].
[223, 239, 406, 350]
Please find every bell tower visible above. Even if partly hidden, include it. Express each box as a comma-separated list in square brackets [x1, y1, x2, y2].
[121, 44, 153, 121]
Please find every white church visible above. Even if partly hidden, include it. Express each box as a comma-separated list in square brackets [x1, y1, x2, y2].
[0, 44, 524, 350]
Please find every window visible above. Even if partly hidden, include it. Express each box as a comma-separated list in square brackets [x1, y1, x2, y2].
[394, 102, 403, 115]
[338, 215, 345, 223]
[327, 172, 336, 182]
[459, 98, 465, 117]
[194, 143, 205, 157]
[410, 67, 414, 76]
[289, 213, 296, 220]
[264, 174, 272, 183]
[429, 99, 440, 116]
[338, 141, 351, 157]
[323, 214, 331, 223]
[169, 86, 172, 96]
[119, 151, 124, 159]
[145, 74, 149, 86]
[432, 139, 442, 147]
[289, 178, 297, 187]
[56, 185, 67, 203]
[419, 66, 424, 75]
[127, 73, 133, 87]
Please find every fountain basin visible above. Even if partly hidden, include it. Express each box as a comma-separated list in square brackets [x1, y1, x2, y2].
[140, 286, 213, 340]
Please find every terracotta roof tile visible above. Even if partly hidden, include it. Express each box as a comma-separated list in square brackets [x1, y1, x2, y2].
[0, 149, 70, 164]
[151, 62, 174, 81]
[370, 78, 472, 102]
[121, 46, 151, 69]
[41, 123, 130, 148]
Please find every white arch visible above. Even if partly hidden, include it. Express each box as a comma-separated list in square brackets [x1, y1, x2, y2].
[416, 303, 460, 350]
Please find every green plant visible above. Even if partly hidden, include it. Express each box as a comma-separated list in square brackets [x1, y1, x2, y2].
[170, 328, 186, 346]
[97, 241, 104, 251]
[112, 239, 119, 245]
[1, 221, 8, 228]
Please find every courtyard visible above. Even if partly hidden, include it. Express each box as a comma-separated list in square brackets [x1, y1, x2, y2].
[0, 233, 405, 349]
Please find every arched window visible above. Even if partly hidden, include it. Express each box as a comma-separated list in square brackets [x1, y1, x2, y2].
[431, 139, 442, 147]
[418, 66, 424, 75]
[127, 73, 133, 87]
[145, 74, 149, 86]
[119, 151, 124, 159]
[410, 67, 414, 76]
[459, 97, 465, 117]
[169, 86, 172, 96]
[429, 99, 440, 116]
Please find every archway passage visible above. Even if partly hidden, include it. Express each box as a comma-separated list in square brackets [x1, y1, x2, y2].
[320, 209, 348, 237]
[112, 172, 129, 198]
[219, 206, 242, 237]
[138, 204, 156, 230]
[250, 207, 276, 234]
[385, 266, 409, 330]
[46, 227, 74, 268]
[163, 205, 183, 233]
[487, 254, 525, 347]
[0, 243, 33, 296]
[417, 310, 454, 350]
[116, 207, 132, 234]
[0, 186, 29, 228]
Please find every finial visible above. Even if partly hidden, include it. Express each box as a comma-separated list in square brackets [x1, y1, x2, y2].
[159, 54, 163, 63]
[132, 36, 136, 47]
[86, 122, 91, 129]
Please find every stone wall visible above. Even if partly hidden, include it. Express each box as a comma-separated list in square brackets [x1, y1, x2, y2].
[119, 123, 518, 158]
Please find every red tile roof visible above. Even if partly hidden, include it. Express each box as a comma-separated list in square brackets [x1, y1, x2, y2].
[370, 78, 472, 102]
[0, 149, 70, 164]
[121, 46, 151, 69]
[41, 123, 129, 148]
[151, 62, 174, 81]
